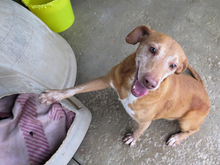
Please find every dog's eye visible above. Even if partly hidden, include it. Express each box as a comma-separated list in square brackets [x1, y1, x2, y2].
[170, 64, 177, 69]
[150, 47, 156, 55]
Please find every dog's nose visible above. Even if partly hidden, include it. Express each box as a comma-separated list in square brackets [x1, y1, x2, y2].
[143, 75, 158, 89]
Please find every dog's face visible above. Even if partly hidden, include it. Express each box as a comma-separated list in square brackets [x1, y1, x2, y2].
[126, 26, 188, 97]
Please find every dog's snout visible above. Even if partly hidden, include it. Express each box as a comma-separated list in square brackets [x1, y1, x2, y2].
[143, 75, 158, 89]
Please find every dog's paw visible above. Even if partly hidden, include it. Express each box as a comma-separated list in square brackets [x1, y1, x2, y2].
[123, 133, 136, 147]
[39, 89, 64, 105]
[166, 134, 181, 147]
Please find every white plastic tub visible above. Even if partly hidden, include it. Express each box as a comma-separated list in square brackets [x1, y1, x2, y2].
[0, 1, 91, 164]
[45, 97, 92, 165]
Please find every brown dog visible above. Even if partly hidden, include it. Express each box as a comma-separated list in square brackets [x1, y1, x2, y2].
[39, 25, 210, 147]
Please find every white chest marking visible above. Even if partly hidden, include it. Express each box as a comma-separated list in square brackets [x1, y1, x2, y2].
[120, 93, 137, 118]
[110, 81, 137, 118]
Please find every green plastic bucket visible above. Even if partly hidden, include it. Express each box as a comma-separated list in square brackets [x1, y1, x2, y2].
[22, 0, 75, 33]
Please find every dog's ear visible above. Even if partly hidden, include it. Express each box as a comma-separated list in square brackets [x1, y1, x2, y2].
[175, 57, 188, 74]
[126, 25, 154, 45]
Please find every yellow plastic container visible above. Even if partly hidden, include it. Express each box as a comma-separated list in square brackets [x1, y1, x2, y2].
[22, 0, 75, 33]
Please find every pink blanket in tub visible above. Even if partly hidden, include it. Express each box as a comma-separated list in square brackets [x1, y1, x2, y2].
[0, 93, 75, 165]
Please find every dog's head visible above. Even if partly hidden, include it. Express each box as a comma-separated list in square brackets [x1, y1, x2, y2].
[126, 25, 188, 97]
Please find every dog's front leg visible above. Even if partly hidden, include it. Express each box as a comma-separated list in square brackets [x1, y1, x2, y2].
[39, 76, 109, 105]
[123, 121, 151, 147]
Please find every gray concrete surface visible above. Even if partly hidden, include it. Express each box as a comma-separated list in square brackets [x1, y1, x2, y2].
[14, 0, 220, 164]
[64, 0, 220, 164]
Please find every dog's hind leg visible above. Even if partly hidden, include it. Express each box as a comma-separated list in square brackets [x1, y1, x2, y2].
[167, 109, 208, 147]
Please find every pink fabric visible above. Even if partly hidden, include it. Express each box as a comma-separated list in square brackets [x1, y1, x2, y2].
[0, 93, 75, 165]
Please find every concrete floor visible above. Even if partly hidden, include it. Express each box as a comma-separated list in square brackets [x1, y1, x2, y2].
[64, 0, 220, 164]
[15, 0, 220, 164]
[64, 0, 220, 165]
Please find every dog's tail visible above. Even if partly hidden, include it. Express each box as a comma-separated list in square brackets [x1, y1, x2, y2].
[187, 64, 205, 87]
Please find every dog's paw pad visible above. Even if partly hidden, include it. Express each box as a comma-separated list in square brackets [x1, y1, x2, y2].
[123, 133, 136, 147]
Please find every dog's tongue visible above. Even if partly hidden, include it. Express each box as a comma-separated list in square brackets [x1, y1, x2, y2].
[131, 79, 148, 97]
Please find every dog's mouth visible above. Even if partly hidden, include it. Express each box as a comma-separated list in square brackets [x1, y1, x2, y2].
[131, 62, 148, 97]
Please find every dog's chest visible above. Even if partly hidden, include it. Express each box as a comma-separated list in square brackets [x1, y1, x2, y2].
[110, 81, 137, 118]
[120, 92, 137, 118]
